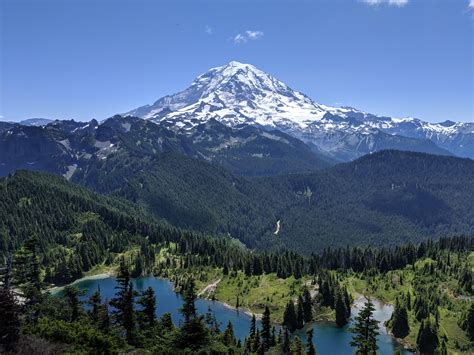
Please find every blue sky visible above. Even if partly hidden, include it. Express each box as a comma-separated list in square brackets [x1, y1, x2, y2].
[1, 0, 473, 122]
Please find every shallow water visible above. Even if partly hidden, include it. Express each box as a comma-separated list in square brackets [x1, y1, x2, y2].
[68, 276, 410, 354]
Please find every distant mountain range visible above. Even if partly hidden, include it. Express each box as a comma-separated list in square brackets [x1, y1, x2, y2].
[1, 61, 473, 252]
[126, 61, 473, 161]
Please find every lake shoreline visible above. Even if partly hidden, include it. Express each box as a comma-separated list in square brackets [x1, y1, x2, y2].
[53, 274, 412, 353]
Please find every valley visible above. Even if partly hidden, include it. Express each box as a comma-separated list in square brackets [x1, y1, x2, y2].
[2, 0, 473, 353]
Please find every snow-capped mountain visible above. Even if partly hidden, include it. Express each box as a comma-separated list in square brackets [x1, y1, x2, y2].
[126, 61, 473, 160]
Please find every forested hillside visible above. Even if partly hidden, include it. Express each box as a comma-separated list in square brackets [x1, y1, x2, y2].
[255, 150, 474, 252]
[0, 170, 185, 284]
[2, 149, 474, 256]
[75, 149, 474, 253]
[72, 152, 279, 246]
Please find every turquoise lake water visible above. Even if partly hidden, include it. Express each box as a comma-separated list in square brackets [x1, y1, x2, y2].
[68, 276, 410, 354]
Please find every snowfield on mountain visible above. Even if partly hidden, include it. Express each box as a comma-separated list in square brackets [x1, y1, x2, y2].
[126, 61, 473, 161]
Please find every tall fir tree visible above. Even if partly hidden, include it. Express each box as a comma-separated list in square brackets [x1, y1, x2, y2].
[291, 336, 303, 355]
[88, 287, 102, 324]
[0, 288, 20, 352]
[302, 287, 313, 323]
[283, 300, 298, 332]
[390, 298, 410, 338]
[138, 286, 156, 329]
[306, 328, 316, 355]
[110, 259, 136, 344]
[297, 295, 305, 329]
[282, 328, 291, 354]
[176, 278, 209, 350]
[223, 321, 236, 347]
[261, 306, 272, 350]
[63, 285, 85, 322]
[335, 290, 349, 327]
[181, 278, 197, 322]
[416, 318, 438, 354]
[350, 298, 379, 354]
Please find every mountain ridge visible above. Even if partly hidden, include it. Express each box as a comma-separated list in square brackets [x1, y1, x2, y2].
[125, 61, 473, 160]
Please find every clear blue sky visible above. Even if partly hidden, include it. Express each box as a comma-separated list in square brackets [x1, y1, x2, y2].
[1, 0, 473, 122]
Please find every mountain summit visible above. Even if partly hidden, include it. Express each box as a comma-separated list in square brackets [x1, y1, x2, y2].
[126, 60, 344, 129]
[126, 61, 473, 161]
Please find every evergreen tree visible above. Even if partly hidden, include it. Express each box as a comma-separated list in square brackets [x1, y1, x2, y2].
[0, 288, 20, 352]
[249, 314, 257, 339]
[138, 286, 156, 329]
[390, 298, 410, 338]
[63, 285, 85, 322]
[261, 306, 272, 350]
[306, 328, 316, 355]
[282, 328, 291, 354]
[416, 318, 438, 354]
[98, 300, 111, 334]
[350, 298, 379, 354]
[297, 295, 305, 329]
[283, 300, 298, 332]
[253, 329, 261, 352]
[302, 287, 313, 323]
[344, 288, 352, 318]
[88, 287, 102, 324]
[160, 312, 174, 330]
[176, 278, 209, 350]
[110, 259, 136, 344]
[335, 290, 349, 327]
[181, 278, 197, 322]
[291, 336, 303, 355]
[13, 236, 43, 322]
[223, 321, 236, 346]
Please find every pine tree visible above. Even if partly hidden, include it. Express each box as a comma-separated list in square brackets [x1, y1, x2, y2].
[223, 321, 236, 346]
[306, 328, 316, 355]
[98, 300, 111, 333]
[13, 236, 43, 322]
[88, 287, 102, 324]
[291, 336, 303, 355]
[283, 300, 298, 332]
[181, 278, 197, 322]
[282, 328, 291, 354]
[253, 329, 261, 352]
[110, 259, 136, 344]
[350, 298, 379, 354]
[390, 298, 410, 338]
[297, 295, 305, 329]
[344, 287, 352, 318]
[249, 314, 257, 339]
[138, 286, 156, 328]
[176, 278, 209, 350]
[416, 318, 438, 354]
[63, 285, 85, 322]
[302, 287, 313, 323]
[335, 290, 349, 327]
[0, 288, 20, 352]
[261, 306, 272, 350]
[160, 312, 174, 330]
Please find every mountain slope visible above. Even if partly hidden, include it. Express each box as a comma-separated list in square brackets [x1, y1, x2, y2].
[126, 61, 473, 160]
[259, 150, 474, 252]
[0, 170, 176, 283]
[72, 148, 474, 253]
[72, 151, 279, 247]
[0, 115, 331, 178]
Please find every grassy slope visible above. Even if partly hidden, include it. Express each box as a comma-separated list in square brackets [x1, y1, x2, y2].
[155, 249, 473, 353]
